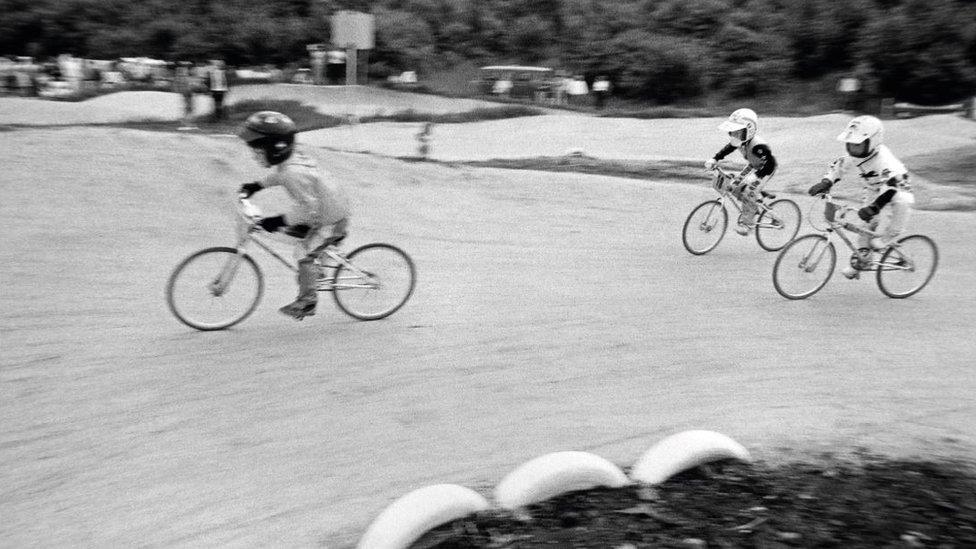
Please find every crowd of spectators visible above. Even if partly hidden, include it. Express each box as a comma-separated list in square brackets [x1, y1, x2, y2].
[0, 54, 282, 100]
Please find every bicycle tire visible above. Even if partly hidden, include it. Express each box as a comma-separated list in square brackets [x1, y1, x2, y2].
[166, 247, 264, 331]
[682, 200, 728, 255]
[332, 243, 416, 321]
[755, 198, 801, 252]
[876, 234, 939, 299]
[772, 234, 836, 300]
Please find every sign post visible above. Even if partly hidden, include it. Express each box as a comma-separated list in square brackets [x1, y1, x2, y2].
[331, 11, 375, 86]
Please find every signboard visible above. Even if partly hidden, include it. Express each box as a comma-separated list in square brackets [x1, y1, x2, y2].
[331, 11, 375, 49]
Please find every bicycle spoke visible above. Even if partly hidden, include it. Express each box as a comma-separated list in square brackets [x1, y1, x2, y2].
[682, 200, 728, 255]
[166, 248, 263, 330]
[773, 234, 835, 299]
[876, 235, 938, 298]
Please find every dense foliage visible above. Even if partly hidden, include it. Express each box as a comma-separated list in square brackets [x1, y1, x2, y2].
[3, 0, 975, 104]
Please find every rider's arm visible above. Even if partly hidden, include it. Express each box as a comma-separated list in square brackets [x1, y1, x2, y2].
[712, 144, 736, 161]
[823, 155, 851, 185]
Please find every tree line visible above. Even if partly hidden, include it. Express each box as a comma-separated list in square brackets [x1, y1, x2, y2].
[2, 0, 975, 104]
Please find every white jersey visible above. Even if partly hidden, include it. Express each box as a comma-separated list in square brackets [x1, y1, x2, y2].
[823, 145, 910, 198]
[261, 147, 351, 228]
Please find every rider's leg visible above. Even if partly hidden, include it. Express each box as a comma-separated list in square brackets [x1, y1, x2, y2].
[279, 256, 320, 318]
[735, 174, 761, 235]
[873, 190, 914, 249]
[279, 230, 328, 319]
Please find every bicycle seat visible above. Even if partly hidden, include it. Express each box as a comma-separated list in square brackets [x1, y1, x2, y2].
[760, 190, 776, 200]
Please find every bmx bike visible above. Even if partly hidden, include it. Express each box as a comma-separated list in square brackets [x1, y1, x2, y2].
[772, 194, 938, 300]
[682, 166, 801, 255]
[166, 197, 416, 331]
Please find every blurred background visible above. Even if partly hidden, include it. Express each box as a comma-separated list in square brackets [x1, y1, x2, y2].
[1, 0, 975, 115]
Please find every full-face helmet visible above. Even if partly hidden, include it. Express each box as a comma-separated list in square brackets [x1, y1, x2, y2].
[239, 111, 297, 166]
[837, 115, 883, 158]
[718, 108, 758, 146]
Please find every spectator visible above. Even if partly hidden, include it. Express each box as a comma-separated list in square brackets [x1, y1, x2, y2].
[567, 74, 589, 106]
[551, 71, 570, 106]
[592, 75, 611, 109]
[416, 122, 434, 160]
[310, 48, 326, 85]
[326, 49, 346, 85]
[492, 73, 513, 97]
[174, 61, 196, 129]
[206, 59, 229, 120]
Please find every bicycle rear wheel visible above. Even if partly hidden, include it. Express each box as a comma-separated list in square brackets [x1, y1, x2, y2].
[682, 200, 728, 255]
[166, 247, 263, 331]
[876, 234, 938, 298]
[772, 234, 836, 300]
[332, 243, 416, 320]
[755, 198, 801, 252]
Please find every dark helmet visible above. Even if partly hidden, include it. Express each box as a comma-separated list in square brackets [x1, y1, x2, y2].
[239, 111, 297, 165]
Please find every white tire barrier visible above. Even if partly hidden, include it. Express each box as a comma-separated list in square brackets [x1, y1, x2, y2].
[357, 431, 750, 545]
[631, 429, 752, 485]
[356, 483, 490, 549]
[494, 450, 631, 510]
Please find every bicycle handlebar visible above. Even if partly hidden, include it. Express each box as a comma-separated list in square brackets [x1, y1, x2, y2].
[236, 196, 263, 226]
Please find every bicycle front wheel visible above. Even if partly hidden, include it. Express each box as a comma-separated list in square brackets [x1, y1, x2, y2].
[772, 234, 836, 300]
[332, 243, 416, 320]
[876, 234, 938, 299]
[682, 200, 728, 255]
[756, 198, 801, 252]
[166, 247, 263, 331]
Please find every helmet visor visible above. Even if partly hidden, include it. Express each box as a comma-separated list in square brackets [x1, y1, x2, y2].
[238, 126, 267, 144]
[718, 120, 746, 133]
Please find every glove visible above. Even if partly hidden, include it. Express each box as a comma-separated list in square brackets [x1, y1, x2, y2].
[284, 224, 311, 239]
[808, 179, 833, 196]
[239, 182, 263, 198]
[258, 215, 287, 233]
[704, 159, 717, 170]
[858, 204, 880, 221]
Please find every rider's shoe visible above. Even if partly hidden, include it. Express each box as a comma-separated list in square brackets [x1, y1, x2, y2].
[840, 265, 860, 280]
[734, 222, 753, 236]
[279, 299, 317, 320]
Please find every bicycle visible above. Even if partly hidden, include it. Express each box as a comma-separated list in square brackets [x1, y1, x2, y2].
[772, 193, 938, 300]
[166, 196, 416, 331]
[682, 166, 801, 255]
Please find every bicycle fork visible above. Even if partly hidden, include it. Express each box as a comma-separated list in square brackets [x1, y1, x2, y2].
[799, 235, 833, 273]
[209, 236, 252, 296]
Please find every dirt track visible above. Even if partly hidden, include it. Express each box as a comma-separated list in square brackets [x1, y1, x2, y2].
[2, 120, 975, 548]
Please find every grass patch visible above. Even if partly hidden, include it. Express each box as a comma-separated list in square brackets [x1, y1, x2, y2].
[596, 106, 726, 119]
[412, 454, 976, 548]
[909, 145, 976, 189]
[459, 154, 705, 182]
[191, 99, 347, 133]
[361, 105, 543, 124]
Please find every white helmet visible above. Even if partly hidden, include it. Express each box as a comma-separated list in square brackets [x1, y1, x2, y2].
[718, 108, 758, 146]
[837, 115, 883, 158]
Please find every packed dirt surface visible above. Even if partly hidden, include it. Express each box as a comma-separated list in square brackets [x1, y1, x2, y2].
[2, 92, 975, 548]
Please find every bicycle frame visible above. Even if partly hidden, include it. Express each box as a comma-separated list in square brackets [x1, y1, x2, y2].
[708, 167, 783, 230]
[809, 196, 915, 274]
[228, 198, 379, 293]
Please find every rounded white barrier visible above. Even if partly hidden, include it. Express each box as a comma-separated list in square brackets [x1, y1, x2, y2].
[631, 429, 752, 485]
[357, 483, 490, 549]
[494, 450, 631, 510]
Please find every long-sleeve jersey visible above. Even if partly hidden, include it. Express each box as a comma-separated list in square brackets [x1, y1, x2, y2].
[259, 147, 351, 228]
[822, 144, 910, 194]
[713, 136, 777, 178]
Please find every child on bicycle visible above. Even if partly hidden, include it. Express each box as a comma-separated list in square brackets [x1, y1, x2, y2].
[807, 115, 914, 279]
[704, 108, 778, 235]
[237, 111, 352, 320]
